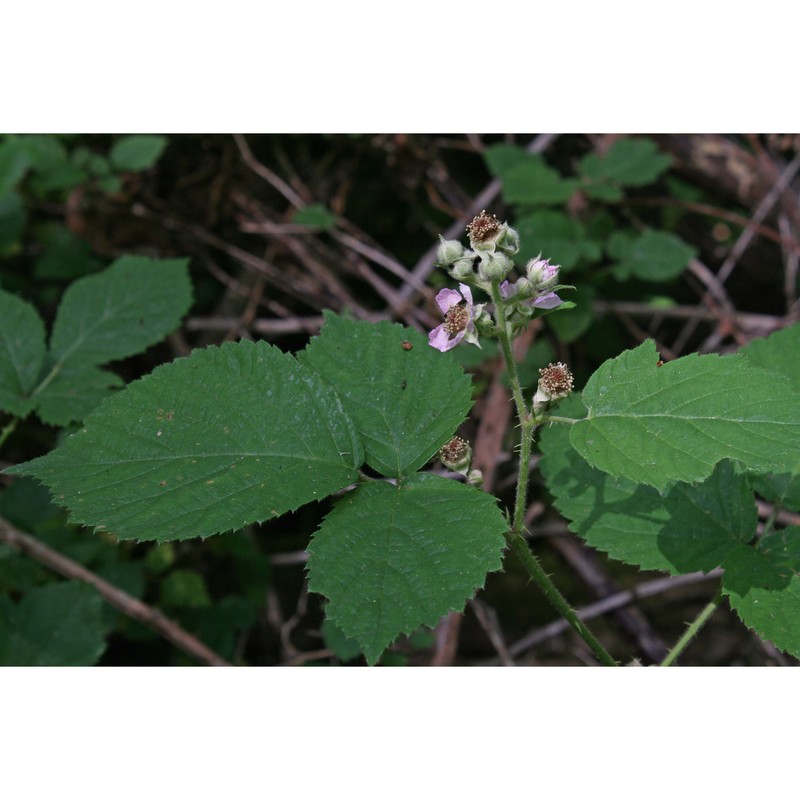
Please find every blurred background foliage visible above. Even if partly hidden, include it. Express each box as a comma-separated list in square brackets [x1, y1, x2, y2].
[1, 133, 798, 665]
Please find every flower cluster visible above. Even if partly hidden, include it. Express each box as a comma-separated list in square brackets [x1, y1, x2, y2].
[430, 211, 567, 352]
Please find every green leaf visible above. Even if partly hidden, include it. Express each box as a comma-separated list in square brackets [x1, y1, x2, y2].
[308, 472, 507, 664]
[33, 224, 102, 281]
[321, 617, 364, 662]
[0, 139, 31, 197]
[484, 143, 529, 178]
[0, 191, 26, 252]
[579, 138, 671, 187]
[499, 154, 580, 205]
[722, 527, 800, 658]
[0, 289, 46, 417]
[741, 324, 800, 507]
[34, 366, 125, 426]
[741, 323, 800, 394]
[606, 229, 636, 261]
[179, 596, 257, 660]
[160, 568, 212, 608]
[299, 313, 473, 477]
[22, 135, 70, 172]
[749, 471, 800, 513]
[294, 204, 337, 230]
[48, 255, 193, 370]
[109, 135, 168, 171]
[613, 230, 696, 282]
[515, 210, 597, 268]
[98, 174, 123, 194]
[547, 285, 594, 343]
[0, 582, 110, 665]
[540, 407, 756, 574]
[6, 340, 364, 542]
[570, 340, 800, 491]
[583, 182, 623, 202]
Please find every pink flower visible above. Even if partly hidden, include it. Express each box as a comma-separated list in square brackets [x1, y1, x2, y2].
[428, 283, 479, 352]
[532, 292, 562, 309]
[499, 280, 563, 310]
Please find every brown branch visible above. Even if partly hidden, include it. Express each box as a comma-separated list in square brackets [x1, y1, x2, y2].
[0, 517, 232, 667]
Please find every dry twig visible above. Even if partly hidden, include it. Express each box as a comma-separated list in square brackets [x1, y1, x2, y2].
[0, 517, 231, 667]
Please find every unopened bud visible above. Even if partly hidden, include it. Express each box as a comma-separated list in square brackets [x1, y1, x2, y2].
[450, 252, 478, 281]
[526, 257, 560, 291]
[437, 236, 465, 266]
[497, 225, 520, 256]
[439, 436, 472, 474]
[466, 469, 484, 488]
[502, 276, 533, 301]
[477, 251, 512, 282]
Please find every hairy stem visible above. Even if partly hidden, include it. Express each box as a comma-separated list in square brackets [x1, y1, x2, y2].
[504, 530, 617, 666]
[492, 293, 616, 666]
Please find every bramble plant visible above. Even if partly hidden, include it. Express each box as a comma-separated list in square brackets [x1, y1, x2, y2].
[3, 209, 800, 665]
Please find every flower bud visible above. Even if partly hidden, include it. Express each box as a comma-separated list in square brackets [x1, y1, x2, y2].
[477, 251, 512, 283]
[450, 253, 478, 281]
[439, 436, 472, 474]
[511, 276, 534, 299]
[526, 257, 560, 291]
[466, 469, 484, 488]
[437, 236, 465, 266]
[497, 225, 520, 256]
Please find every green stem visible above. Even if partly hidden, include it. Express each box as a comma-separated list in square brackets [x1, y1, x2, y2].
[489, 283, 529, 423]
[0, 417, 20, 450]
[491, 285, 616, 666]
[30, 362, 62, 397]
[660, 589, 723, 666]
[505, 530, 617, 666]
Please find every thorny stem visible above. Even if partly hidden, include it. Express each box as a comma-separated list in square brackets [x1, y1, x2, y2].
[492, 293, 617, 666]
[504, 529, 617, 666]
[660, 589, 723, 666]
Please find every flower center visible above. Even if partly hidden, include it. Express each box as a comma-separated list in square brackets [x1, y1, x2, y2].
[466, 210, 500, 242]
[444, 304, 469, 334]
[538, 362, 574, 396]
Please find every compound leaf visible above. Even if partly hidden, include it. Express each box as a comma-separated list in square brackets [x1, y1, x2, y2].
[570, 340, 800, 491]
[308, 472, 507, 664]
[741, 323, 800, 394]
[299, 313, 473, 477]
[0, 289, 46, 417]
[614, 230, 696, 282]
[48, 255, 192, 370]
[6, 340, 363, 542]
[722, 526, 800, 659]
[579, 138, 672, 187]
[500, 154, 580, 205]
[540, 404, 756, 575]
[34, 366, 125, 426]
